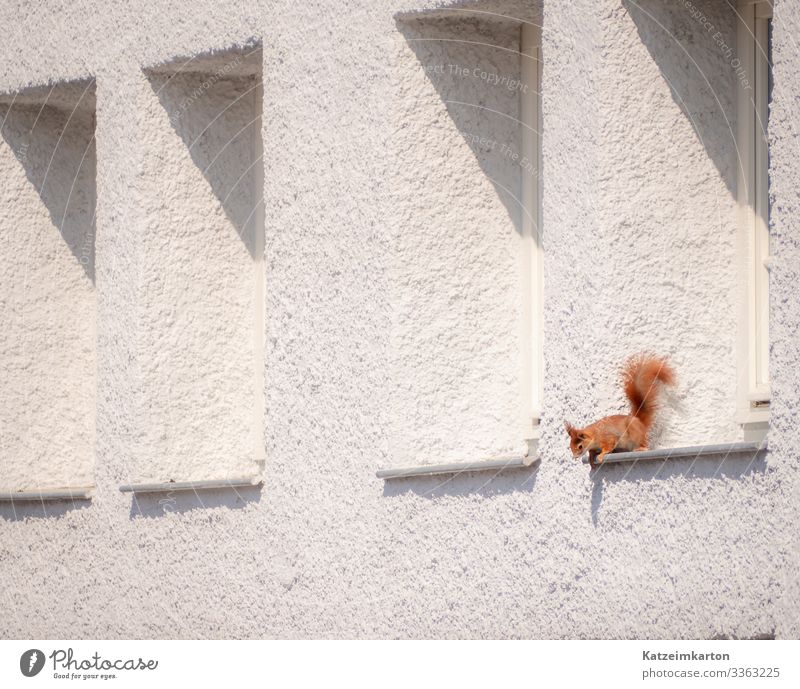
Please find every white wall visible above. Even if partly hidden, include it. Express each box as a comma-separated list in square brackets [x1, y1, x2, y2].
[0, 0, 797, 639]
[767, 0, 800, 639]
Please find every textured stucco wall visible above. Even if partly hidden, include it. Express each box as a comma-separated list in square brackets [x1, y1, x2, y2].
[767, 0, 800, 640]
[0, 0, 797, 639]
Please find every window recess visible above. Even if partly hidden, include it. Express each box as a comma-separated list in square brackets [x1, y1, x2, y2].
[0, 78, 97, 496]
[126, 42, 265, 487]
[519, 19, 543, 452]
[386, 6, 543, 477]
[736, 0, 772, 432]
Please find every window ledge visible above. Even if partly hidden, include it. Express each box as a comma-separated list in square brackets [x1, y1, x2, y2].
[581, 441, 766, 465]
[0, 486, 95, 501]
[377, 454, 539, 480]
[119, 476, 263, 493]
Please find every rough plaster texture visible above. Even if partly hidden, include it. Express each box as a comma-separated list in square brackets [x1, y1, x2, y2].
[767, 0, 800, 639]
[0, 0, 797, 640]
[0, 84, 96, 491]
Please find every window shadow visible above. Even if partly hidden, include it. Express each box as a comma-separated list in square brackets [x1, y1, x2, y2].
[621, 0, 739, 197]
[390, 6, 543, 469]
[0, 499, 91, 522]
[143, 44, 262, 258]
[0, 79, 96, 283]
[711, 630, 775, 640]
[395, 10, 540, 231]
[128, 484, 263, 519]
[589, 449, 768, 525]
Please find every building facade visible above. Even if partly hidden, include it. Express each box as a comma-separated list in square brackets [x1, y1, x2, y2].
[0, 0, 798, 638]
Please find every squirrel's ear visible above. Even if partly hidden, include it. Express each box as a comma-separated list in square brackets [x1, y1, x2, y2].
[564, 420, 576, 437]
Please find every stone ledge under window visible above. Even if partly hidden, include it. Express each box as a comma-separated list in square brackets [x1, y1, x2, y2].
[0, 486, 95, 501]
[119, 477, 263, 493]
[581, 441, 766, 466]
[377, 455, 539, 480]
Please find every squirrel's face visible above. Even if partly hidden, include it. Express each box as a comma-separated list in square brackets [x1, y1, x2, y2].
[564, 421, 588, 457]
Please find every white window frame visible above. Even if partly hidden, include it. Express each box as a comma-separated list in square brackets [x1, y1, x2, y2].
[519, 21, 543, 445]
[736, 0, 772, 426]
[252, 78, 266, 473]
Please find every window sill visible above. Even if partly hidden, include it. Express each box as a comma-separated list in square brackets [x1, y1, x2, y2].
[377, 453, 539, 480]
[119, 476, 263, 493]
[0, 486, 95, 501]
[581, 440, 766, 466]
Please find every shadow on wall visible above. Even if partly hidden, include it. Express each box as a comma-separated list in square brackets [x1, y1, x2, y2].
[621, 0, 738, 196]
[395, 13, 532, 230]
[144, 47, 262, 258]
[0, 499, 90, 522]
[589, 450, 768, 525]
[129, 484, 262, 519]
[0, 85, 96, 282]
[382, 463, 538, 499]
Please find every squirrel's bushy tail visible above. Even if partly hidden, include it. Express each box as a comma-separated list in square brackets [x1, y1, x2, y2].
[623, 354, 676, 431]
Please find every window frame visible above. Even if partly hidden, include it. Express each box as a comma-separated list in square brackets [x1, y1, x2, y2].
[736, 0, 772, 425]
[519, 21, 543, 444]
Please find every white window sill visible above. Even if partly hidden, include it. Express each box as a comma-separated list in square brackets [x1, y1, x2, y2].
[119, 476, 263, 493]
[581, 441, 766, 466]
[377, 452, 539, 480]
[0, 486, 95, 501]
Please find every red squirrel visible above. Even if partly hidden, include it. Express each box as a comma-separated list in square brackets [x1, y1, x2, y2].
[564, 354, 676, 465]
